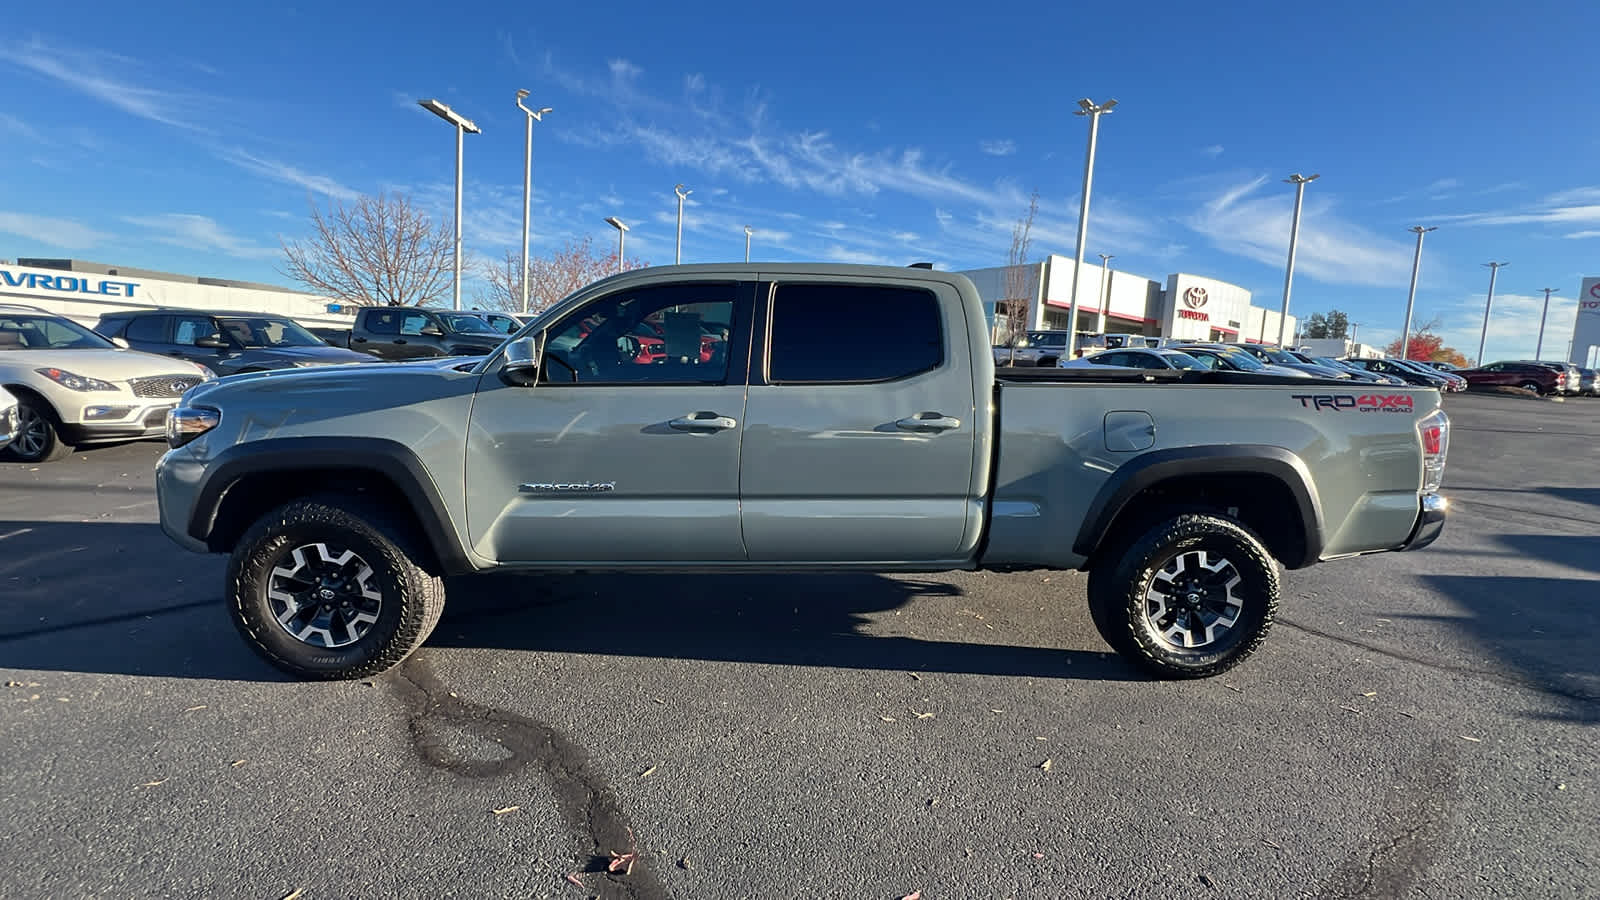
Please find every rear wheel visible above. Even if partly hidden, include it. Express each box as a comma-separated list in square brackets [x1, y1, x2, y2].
[1088, 513, 1279, 679]
[3, 397, 74, 463]
[1517, 380, 1543, 394]
[226, 495, 445, 679]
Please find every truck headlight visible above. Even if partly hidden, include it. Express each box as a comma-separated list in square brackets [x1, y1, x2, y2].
[166, 406, 220, 448]
[35, 367, 118, 392]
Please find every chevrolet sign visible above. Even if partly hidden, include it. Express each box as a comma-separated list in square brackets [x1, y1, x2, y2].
[1, 271, 139, 297]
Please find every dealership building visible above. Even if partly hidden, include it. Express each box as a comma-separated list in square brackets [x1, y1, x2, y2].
[960, 255, 1297, 347]
[1572, 277, 1600, 367]
[0, 258, 353, 327]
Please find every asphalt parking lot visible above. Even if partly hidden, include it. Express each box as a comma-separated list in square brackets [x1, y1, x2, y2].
[2, 392, 1596, 900]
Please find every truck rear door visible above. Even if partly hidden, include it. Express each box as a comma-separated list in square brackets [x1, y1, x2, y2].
[738, 277, 980, 563]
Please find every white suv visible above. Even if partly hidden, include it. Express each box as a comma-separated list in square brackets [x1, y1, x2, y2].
[0, 304, 214, 463]
[0, 386, 17, 455]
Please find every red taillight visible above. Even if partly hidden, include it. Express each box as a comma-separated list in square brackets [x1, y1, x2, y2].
[1422, 424, 1442, 456]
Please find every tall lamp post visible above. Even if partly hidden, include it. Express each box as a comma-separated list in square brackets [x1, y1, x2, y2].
[1096, 253, 1114, 334]
[1399, 225, 1437, 360]
[1351, 321, 1362, 345]
[1534, 287, 1559, 359]
[674, 183, 692, 264]
[1279, 173, 1320, 346]
[1477, 261, 1507, 366]
[514, 91, 551, 315]
[418, 98, 480, 310]
[1065, 97, 1117, 359]
[744, 225, 753, 262]
[605, 216, 628, 275]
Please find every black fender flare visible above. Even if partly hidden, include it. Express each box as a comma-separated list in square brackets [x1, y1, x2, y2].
[1072, 444, 1325, 568]
[186, 436, 476, 575]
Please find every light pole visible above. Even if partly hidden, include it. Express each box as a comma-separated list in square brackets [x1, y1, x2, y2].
[514, 91, 551, 316]
[1096, 254, 1114, 334]
[674, 183, 692, 265]
[1065, 97, 1117, 359]
[1534, 287, 1558, 359]
[418, 98, 481, 310]
[1399, 225, 1437, 360]
[1477, 261, 1507, 366]
[744, 225, 753, 262]
[605, 216, 628, 275]
[1351, 322, 1362, 345]
[1279, 173, 1320, 346]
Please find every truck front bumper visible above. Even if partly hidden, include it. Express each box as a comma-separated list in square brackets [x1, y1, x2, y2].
[1400, 493, 1448, 551]
[155, 447, 212, 554]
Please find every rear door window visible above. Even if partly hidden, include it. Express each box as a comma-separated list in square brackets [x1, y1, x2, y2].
[123, 315, 168, 343]
[767, 283, 942, 384]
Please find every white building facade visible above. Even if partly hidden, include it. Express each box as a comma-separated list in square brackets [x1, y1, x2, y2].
[1572, 277, 1600, 367]
[962, 255, 1296, 347]
[0, 258, 353, 328]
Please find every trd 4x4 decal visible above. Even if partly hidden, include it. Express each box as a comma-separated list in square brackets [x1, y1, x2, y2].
[1292, 394, 1415, 412]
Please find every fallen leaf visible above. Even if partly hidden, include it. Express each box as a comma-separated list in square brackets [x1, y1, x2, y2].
[1038, 759, 1053, 771]
[678, 857, 692, 870]
[1362, 692, 1378, 698]
[1557, 783, 1567, 790]
[564, 872, 586, 886]
[1398, 710, 1417, 719]
[492, 806, 520, 815]
[879, 716, 897, 722]
[1031, 851, 1046, 859]
[138, 779, 166, 788]
[229, 760, 246, 768]
[1261, 838, 1283, 850]
[990, 709, 1004, 714]
[280, 891, 305, 900]
[184, 705, 207, 712]
[640, 766, 658, 778]
[1035, 736, 1048, 741]
[1223, 683, 1242, 693]
[914, 712, 934, 720]
[901, 892, 923, 900]
[908, 672, 922, 681]
[928, 797, 939, 807]
[1339, 705, 1360, 713]
[653, 698, 666, 705]
[1461, 735, 1482, 743]
[1199, 873, 1216, 889]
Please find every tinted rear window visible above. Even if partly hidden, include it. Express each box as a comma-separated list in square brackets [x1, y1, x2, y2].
[768, 283, 943, 383]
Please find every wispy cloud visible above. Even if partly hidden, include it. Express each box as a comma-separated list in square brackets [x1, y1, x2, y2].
[1564, 230, 1600, 240]
[122, 213, 279, 259]
[0, 211, 111, 250]
[1186, 176, 1415, 286]
[1201, 145, 1224, 158]
[0, 36, 212, 132]
[0, 112, 45, 143]
[980, 139, 1017, 156]
[1433, 290, 1581, 364]
[217, 148, 359, 201]
[1435, 185, 1600, 228]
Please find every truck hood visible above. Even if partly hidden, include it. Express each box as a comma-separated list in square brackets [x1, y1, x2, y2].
[185, 356, 481, 404]
[246, 345, 378, 366]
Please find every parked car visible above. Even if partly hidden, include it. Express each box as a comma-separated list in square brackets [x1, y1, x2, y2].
[95, 309, 376, 376]
[1059, 348, 1207, 371]
[0, 303, 213, 462]
[1233, 344, 1353, 379]
[1386, 358, 1466, 392]
[0, 386, 17, 454]
[1454, 361, 1567, 395]
[340, 307, 508, 360]
[1171, 344, 1313, 378]
[461, 309, 530, 335]
[1507, 360, 1584, 396]
[1339, 357, 1451, 389]
[1285, 351, 1403, 385]
[155, 262, 1449, 682]
[993, 330, 1073, 367]
[306, 326, 353, 347]
[1578, 368, 1599, 396]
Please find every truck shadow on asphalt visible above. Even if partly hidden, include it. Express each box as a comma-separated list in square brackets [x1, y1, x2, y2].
[0, 520, 1138, 683]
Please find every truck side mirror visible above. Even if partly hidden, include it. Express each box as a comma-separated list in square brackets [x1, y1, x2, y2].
[500, 336, 541, 386]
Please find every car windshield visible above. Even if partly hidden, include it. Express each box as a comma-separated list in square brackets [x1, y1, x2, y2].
[1311, 357, 1351, 370]
[0, 314, 118, 350]
[1158, 351, 1206, 370]
[219, 317, 326, 348]
[1190, 348, 1265, 370]
[438, 312, 500, 334]
[1260, 348, 1301, 364]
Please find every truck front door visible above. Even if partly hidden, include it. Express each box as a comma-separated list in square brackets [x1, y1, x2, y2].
[464, 280, 754, 563]
[738, 278, 979, 563]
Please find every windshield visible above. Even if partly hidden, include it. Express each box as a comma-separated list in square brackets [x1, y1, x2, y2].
[1159, 351, 1207, 370]
[1192, 348, 1266, 371]
[0, 314, 118, 350]
[1260, 348, 1301, 364]
[437, 313, 500, 334]
[219, 317, 327, 348]
[1312, 357, 1351, 370]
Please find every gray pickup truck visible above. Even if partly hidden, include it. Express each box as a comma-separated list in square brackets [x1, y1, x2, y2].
[155, 263, 1450, 682]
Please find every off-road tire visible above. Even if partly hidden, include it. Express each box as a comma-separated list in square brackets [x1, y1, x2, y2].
[3, 396, 75, 463]
[226, 495, 445, 680]
[1087, 513, 1279, 679]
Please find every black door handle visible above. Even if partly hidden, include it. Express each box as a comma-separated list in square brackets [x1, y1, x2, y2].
[394, 339, 408, 344]
[352, 337, 368, 343]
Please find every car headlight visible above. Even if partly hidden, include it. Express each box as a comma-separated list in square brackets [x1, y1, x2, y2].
[289, 361, 324, 368]
[166, 406, 220, 448]
[35, 367, 118, 392]
[194, 364, 217, 380]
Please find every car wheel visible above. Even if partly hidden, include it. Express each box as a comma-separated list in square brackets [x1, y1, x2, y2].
[1517, 380, 1542, 394]
[1087, 513, 1279, 679]
[226, 495, 445, 680]
[2, 396, 75, 463]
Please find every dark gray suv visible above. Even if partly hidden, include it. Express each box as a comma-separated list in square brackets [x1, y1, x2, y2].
[95, 309, 376, 375]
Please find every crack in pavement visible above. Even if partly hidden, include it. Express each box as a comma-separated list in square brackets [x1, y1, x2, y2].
[1315, 739, 1460, 900]
[390, 655, 670, 900]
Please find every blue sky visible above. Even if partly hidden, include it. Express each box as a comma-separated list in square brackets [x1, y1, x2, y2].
[3, 0, 1598, 362]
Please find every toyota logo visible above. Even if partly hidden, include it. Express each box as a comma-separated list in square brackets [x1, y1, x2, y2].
[1183, 286, 1209, 309]
[1590, 282, 1600, 300]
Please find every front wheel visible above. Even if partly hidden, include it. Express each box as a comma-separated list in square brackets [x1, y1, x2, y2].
[1517, 380, 1542, 394]
[1087, 513, 1279, 679]
[3, 397, 75, 463]
[226, 496, 445, 679]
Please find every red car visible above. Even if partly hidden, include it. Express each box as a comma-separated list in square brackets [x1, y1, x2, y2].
[1455, 361, 1567, 395]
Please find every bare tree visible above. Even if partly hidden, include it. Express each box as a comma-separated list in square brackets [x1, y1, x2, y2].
[480, 235, 648, 314]
[1001, 190, 1040, 365]
[280, 192, 453, 307]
